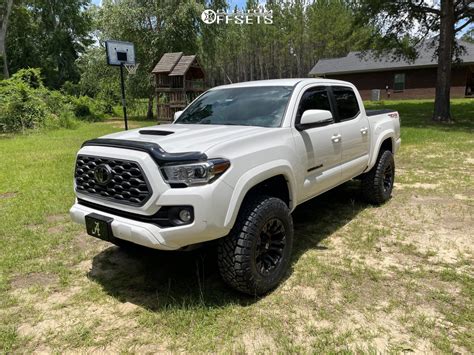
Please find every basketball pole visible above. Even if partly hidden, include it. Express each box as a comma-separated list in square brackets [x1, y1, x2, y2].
[119, 63, 129, 130]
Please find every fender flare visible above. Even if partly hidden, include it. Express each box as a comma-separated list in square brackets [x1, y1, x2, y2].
[368, 130, 395, 170]
[223, 160, 297, 229]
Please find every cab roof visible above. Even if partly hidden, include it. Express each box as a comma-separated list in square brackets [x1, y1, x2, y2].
[210, 78, 352, 90]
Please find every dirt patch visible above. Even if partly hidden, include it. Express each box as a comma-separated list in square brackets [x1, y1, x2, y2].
[241, 328, 276, 353]
[454, 194, 472, 201]
[14, 287, 145, 352]
[366, 194, 473, 266]
[11, 272, 59, 289]
[338, 306, 445, 353]
[0, 191, 17, 199]
[47, 224, 67, 234]
[395, 182, 440, 190]
[117, 301, 139, 315]
[72, 232, 102, 252]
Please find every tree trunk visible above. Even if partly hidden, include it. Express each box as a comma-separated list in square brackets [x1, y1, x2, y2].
[433, 0, 455, 122]
[0, 0, 14, 79]
[147, 94, 154, 120]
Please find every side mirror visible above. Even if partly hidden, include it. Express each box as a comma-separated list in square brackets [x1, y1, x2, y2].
[299, 110, 333, 128]
[173, 111, 183, 122]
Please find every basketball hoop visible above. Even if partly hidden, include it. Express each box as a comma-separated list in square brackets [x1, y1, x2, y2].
[105, 39, 138, 130]
[124, 63, 139, 75]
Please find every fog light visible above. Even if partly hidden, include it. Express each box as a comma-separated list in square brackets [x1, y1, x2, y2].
[178, 208, 192, 223]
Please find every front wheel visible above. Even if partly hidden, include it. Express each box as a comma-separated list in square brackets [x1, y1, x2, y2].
[217, 196, 294, 295]
[361, 150, 395, 205]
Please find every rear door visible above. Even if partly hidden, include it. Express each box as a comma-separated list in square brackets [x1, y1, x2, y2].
[329, 86, 370, 180]
[292, 85, 343, 199]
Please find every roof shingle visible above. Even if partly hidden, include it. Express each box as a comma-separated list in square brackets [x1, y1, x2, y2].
[309, 41, 474, 76]
[152, 52, 183, 73]
[169, 55, 197, 76]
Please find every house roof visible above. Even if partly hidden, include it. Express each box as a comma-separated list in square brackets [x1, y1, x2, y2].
[151, 52, 183, 73]
[309, 40, 474, 76]
[169, 55, 198, 76]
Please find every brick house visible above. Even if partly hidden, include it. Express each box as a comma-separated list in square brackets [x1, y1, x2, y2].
[309, 41, 474, 100]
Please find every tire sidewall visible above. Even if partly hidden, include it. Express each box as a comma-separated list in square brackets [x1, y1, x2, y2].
[378, 151, 395, 200]
[247, 198, 293, 293]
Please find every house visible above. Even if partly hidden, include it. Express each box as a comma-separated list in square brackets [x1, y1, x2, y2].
[151, 52, 205, 120]
[308, 41, 474, 100]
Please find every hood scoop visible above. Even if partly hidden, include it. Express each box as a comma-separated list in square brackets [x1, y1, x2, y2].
[139, 129, 174, 136]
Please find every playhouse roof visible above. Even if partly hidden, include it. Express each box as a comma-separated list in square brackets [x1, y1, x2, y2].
[151, 52, 183, 74]
[169, 55, 197, 76]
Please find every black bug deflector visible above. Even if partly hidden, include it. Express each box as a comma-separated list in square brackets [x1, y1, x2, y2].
[82, 138, 207, 165]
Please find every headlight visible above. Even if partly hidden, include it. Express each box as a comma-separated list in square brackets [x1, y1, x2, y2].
[160, 158, 230, 186]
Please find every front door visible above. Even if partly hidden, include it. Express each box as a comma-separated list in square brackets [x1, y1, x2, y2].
[292, 86, 343, 200]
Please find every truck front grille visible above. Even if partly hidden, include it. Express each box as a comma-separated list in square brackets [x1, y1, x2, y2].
[74, 155, 152, 206]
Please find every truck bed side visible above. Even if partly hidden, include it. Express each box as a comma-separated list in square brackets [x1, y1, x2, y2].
[366, 110, 401, 171]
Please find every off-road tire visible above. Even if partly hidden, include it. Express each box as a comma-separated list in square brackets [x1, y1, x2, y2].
[217, 196, 293, 295]
[361, 150, 395, 205]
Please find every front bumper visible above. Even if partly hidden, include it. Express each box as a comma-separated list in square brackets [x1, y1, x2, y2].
[70, 200, 228, 250]
[71, 145, 235, 250]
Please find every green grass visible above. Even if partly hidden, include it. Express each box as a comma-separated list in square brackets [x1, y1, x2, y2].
[0, 99, 473, 352]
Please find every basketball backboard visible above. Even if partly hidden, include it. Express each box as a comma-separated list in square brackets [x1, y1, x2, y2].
[105, 40, 136, 66]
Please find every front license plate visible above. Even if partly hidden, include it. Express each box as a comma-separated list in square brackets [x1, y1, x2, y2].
[85, 213, 113, 241]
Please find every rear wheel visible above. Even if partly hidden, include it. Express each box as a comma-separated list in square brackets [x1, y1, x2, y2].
[217, 196, 293, 295]
[361, 150, 395, 205]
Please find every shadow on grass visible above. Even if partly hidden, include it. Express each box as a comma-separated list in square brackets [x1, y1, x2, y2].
[365, 99, 474, 132]
[88, 181, 368, 309]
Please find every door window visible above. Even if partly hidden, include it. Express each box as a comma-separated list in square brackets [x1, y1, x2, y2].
[332, 86, 360, 121]
[295, 86, 332, 124]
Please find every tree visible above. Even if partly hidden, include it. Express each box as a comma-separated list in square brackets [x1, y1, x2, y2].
[352, 0, 474, 122]
[5, 0, 92, 87]
[0, 0, 14, 78]
[84, 0, 372, 118]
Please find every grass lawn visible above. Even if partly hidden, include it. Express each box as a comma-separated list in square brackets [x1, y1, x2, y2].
[0, 99, 473, 353]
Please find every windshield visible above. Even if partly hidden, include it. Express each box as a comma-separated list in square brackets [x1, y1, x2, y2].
[175, 86, 293, 127]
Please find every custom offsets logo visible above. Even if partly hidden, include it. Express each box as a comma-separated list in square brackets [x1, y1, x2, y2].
[201, 8, 273, 25]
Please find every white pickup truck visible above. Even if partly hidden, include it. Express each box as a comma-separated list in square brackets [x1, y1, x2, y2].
[70, 79, 400, 295]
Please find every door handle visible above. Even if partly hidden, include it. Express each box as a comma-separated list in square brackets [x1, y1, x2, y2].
[331, 134, 342, 143]
[360, 127, 368, 135]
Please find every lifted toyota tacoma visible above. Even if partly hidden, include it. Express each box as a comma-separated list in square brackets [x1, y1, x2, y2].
[70, 79, 401, 295]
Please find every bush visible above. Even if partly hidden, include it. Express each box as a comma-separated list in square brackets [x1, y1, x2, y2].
[13, 68, 43, 89]
[0, 78, 50, 132]
[0, 68, 109, 133]
[61, 81, 80, 97]
[70, 96, 105, 121]
[44, 105, 79, 130]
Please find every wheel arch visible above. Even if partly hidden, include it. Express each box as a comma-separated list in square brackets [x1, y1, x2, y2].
[223, 161, 296, 229]
[368, 131, 395, 170]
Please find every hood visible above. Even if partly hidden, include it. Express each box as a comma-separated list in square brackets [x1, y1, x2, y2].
[101, 124, 271, 154]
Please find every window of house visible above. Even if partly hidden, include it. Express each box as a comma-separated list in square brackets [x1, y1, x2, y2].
[296, 86, 332, 124]
[394, 73, 405, 92]
[332, 86, 360, 121]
